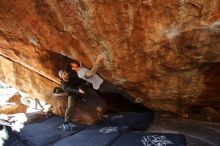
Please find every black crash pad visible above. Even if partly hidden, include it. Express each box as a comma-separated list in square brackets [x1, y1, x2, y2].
[101, 112, 154, 130]
[19, 116, 85, 146]
[111, 132, 187, 146]
[0, 124, 28, 146]
[52, 125, 125, 146]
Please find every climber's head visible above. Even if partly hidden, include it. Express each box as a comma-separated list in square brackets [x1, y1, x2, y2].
[70, 60, 81, 72]
[58, 70, 69, 82]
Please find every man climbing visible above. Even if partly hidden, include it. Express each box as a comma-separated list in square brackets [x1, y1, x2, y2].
[58, 69, 87, 131]
[70, 54, 144, 104]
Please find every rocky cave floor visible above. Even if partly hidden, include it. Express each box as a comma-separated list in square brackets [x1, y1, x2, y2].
[148, 116, 220, 146]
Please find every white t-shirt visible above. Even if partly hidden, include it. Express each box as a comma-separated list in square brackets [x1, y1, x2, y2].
[77, 67, 103, 90]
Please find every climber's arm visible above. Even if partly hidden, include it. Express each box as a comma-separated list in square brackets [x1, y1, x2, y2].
[84, 55, 104, 78]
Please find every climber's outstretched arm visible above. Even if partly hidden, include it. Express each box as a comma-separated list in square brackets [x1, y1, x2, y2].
[85, 54, 104, 78]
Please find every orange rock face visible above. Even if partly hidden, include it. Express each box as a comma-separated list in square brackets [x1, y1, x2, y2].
[47, 90, 106, 125]
[0, 0, 220, 113]
[0, 94, 27, 114]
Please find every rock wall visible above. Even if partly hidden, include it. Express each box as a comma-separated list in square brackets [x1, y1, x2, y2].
[0, 94, 27, 114]
[0, 0, 220, 113]
[0, 55, 58, 101]
[47, 90, 106, 125]
[0, 55, 106, 124]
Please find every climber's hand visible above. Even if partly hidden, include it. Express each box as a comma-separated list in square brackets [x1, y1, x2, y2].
[135, 98, 144, 103]
[79, 88, 85, 94]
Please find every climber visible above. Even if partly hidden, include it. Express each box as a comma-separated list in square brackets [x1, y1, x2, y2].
[70, 54, 144, 104]
[58, 69, 87, 131]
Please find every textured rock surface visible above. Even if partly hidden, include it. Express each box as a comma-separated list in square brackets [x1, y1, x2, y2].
[0, 56, 106, 124]
[48, 90, 106, 125]
[0, 94, 27, 114]
[148, 117, 220, 146]
[0, 0, 220, 113]
[0, 55, 58, 102]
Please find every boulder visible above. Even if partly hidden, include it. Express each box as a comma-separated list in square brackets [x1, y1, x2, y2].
[0, 0, 220, 114]
[201, 107, 220, 121]
[47, 89, 107, 125]
[0, 94, 27, 114]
